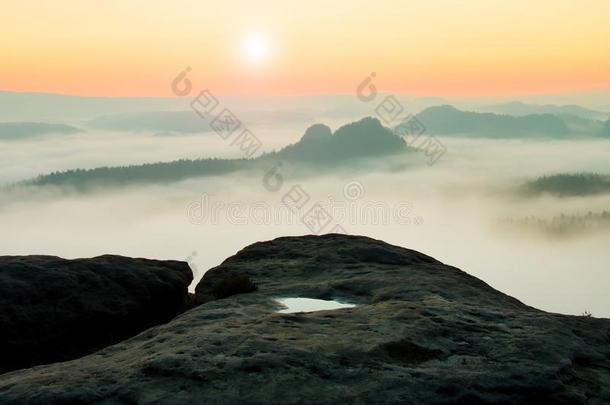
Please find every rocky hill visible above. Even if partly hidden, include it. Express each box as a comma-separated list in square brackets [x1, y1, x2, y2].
[273, 117, 408, 163]
[0, 235, 609, 404]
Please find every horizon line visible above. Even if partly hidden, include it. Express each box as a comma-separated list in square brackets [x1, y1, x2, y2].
[2, 87, 610, 101]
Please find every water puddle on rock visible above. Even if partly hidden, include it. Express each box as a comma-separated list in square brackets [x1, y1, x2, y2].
[275, 297, 356, 314]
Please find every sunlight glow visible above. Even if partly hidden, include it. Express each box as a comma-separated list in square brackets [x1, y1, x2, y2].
[241, 33, 272, 66]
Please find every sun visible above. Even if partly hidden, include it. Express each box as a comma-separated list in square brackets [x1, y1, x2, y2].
[241, 33, 272, 66]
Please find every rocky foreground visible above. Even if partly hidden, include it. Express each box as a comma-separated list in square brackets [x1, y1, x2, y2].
[0, 255, 192, 374]
[1, 235, 609, 404]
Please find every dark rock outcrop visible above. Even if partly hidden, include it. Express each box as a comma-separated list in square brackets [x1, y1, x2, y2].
[274, 117, 408, 163]
[0, 235, 609, 404]
[0, 255, 192, 374]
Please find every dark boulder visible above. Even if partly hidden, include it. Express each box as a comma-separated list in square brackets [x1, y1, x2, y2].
[0, 255, 192, 374]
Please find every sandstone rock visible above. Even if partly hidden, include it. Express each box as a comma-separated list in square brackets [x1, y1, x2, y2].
[0, 255, 192, 374]
[0, 235, 608, 404]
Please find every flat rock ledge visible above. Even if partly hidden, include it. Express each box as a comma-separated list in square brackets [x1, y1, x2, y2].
[0, 235, 609, 404]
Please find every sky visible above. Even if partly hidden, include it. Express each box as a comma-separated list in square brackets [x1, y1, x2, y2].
[2, 0, 610, 97]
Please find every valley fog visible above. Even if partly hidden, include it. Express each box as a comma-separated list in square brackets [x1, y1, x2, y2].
[2, 126, 610, 317]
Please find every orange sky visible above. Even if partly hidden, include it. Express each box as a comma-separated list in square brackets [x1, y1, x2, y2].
[2, 0, 610, 97]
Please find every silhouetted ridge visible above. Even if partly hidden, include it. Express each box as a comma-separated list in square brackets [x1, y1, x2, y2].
[480, 101, 609, 120]
[414, 105, 570, 137]
[275, 117, 407, 162]
[299, 123, 332, 143]
[521, 173, 610, 197]
[0, 122, 82, 139]
[21, 118, 407, 189]
[27, 158, 251, 189]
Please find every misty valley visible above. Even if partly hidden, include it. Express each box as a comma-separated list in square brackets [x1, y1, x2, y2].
[2, 92, 610, 318]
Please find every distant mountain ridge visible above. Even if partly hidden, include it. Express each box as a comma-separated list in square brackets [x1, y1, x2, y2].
[272, 117, 407, 162]
[22, 117, 410, 189]
[480, 101, 609, 121]
[414, 105, 571, 137]
[85, 111, 214, 133]
[0, 91, 182, 121]
[521, 173, 610, 197]
[0, 122, 82, 140]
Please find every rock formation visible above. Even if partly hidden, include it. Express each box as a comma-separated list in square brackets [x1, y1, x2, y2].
[0, 255, 192, 374]
[0, 235, 609, 404]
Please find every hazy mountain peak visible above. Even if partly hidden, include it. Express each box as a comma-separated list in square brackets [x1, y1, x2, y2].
[275, 117, 407, 163]
[333, 116, 387, 136]
[299, 123, 332, 143]
[424, 105, 460, 112]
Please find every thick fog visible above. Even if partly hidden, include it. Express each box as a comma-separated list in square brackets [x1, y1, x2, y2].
[2, 114, 610, 317]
